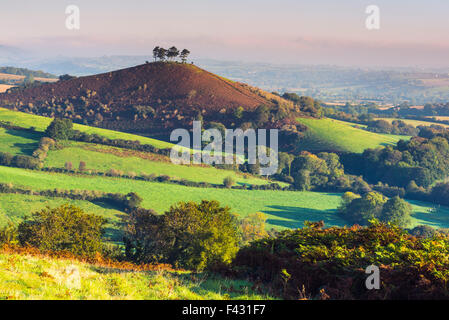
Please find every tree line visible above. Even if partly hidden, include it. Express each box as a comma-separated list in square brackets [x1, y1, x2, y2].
[152, 46, 190, 63]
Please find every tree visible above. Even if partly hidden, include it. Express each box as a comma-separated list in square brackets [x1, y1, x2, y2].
[157, 47, 167, 61]
[153, 46, 160, 61]
[380, 196, 412, 227]
[180, 49, 190, 63]
[167, 46, 180, 61]
[293, 169, 311, 191]
[79, 161, 86, 172]
[45, 118, 74, 140]
[17, 205, 106, 257]
[124, 200, 240, 271]
[240, 212, 268, 244]
[125, 192, 143, 209]
[64, 162, 73, 171]
[340, 191, 387, 225]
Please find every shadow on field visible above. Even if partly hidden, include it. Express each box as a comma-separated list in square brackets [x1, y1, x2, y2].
[5, 128, 43, 156]
[92, 200, 127, 246]
[263, 205, 346, 229]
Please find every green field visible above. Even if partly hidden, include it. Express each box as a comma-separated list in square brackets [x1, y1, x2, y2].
[0, 165, 347, 230]
[0, 128, 42, 156]
[0, 252, 271, 300]
[376, 117, 449, 129]
[0, 107, 173, 149]
[1, 165, 448, 232]
[43, 141, 276, 186]
[297, 117, 408, 153]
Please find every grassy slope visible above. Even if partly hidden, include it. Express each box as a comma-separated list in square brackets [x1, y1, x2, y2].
[0, 165, 346, 230]
[296, 117, 408, 153]
[43, 141, 275, 186]
[0, 252, 271, 300]
[2, 165, 449, 230]
[0, 109, 273, 186]
[0, 107, 173, 149]
[376, 117, 449, 128]
[0, 128, 42, 156]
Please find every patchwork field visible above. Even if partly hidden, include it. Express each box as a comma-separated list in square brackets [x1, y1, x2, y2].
[296, 117, 407, 153]
[376, 117, 449, 129]
[43, 141, 273, 186]
[1, 165, 448, 234]
[0, 165, 346, 231]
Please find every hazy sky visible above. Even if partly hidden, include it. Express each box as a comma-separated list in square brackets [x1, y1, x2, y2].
[1, 0, 449, 67]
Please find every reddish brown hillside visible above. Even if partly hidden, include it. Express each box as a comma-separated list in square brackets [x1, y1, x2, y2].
[0, 62, 290, 133]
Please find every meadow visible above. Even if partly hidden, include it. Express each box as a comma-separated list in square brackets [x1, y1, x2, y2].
[43, 141, 275, 186]
[376, 117, 449, 128]
[0, 252, 271, 300]
[296, 117, 408, 153]
[1, 165, 448, 232]
[0, 107, 173, 149]
[0, 127, 42, 156]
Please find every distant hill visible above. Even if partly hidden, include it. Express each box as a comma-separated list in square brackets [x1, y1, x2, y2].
[0, 67, 56, 79]
[0, 62, 304, 135]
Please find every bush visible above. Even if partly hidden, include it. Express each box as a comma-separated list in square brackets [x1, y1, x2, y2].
[12, 155, 41, 169]
[17, 205, 106, 257]
[45, 118, 73, 140]
[230, 221, 449, 299]
[223, 176, 235, 188]
[123, 200, 240, 271]
[0, 223, 19, 246]
[240, 212, 269, 245]
[410, 225, 437, 238]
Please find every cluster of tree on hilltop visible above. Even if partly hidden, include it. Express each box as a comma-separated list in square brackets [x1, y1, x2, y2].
[152, 46, 190, 63]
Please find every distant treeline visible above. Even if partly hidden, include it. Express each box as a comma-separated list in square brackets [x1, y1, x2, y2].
[0, 66, 56, 79]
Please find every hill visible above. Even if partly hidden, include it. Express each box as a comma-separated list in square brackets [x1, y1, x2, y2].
[0, 62, 299, 135]
[296, 117, 408, 153]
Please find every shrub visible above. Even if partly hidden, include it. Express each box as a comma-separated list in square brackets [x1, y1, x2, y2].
[0, 223, 19, 246]
[240, 212, 269, 245]
[231, 221, 449, 299]
[223, 176, 235, 188]
[17, 205, 106, 257]
[45, 118, 74, 140]
[12, 155, 41, 169]
[125, 192, 143, 209]
[0, 151, 13, 166]
[123, 200, 240, 271]
[410, 225, 437, 238]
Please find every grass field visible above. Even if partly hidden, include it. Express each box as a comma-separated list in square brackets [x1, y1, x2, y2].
[0, 252, 271, 300]
[43, 141, 276, 186]
[296, 117, 408, 153]
[1, 165, 448, 232]
[0, 108, 173, 149]
[0, 165, 347, 230]
[0, 128, 42, 156]
[376, 118, 449, 129]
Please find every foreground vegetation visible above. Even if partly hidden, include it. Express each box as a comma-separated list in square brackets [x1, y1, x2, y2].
[0, 250, 270, 300]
